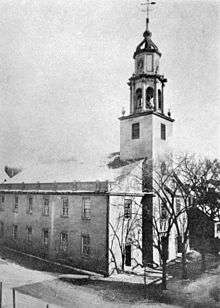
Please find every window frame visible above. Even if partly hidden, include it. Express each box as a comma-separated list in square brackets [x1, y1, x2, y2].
[12, 224, 18, 240]
[0, 221, 4, 238]
[27, 226, 32, 243]
[124, 199, 132, 219]
[132, 123, 140, 140]
[60, 232, 68, 252]
[27, 196, 33, 214]
[42, 197, 49, 216]
[82, 197, 91, 220]
[0, 195, 5, 211]
[81, 234, 90, 257]
[161, 123, 166, 140]
[14, 195, 19, 212]
[61, 197, 69, 217]
[43, 228, 49, 247]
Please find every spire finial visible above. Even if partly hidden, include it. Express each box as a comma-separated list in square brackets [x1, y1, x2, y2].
[141, 1, 156, 31]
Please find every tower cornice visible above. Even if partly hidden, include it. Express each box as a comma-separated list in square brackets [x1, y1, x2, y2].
[119, 110, 174, 123]
[128, 74, 167, 85]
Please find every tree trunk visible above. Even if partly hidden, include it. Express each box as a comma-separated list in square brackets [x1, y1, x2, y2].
[162, 259, 167, 290]
[182, 247, 188, 280]
[122, 253, 125, 272]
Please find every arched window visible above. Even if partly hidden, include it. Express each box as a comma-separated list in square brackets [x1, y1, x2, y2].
[158, 89, 162, 110]
[146, 87, 154, 109]
[135, 88, 142, 110]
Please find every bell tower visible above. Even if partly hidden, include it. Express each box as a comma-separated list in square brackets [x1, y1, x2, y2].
[120, 5, 174, 161]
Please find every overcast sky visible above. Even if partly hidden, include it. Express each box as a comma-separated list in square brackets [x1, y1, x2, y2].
[0, 0, 219, 169]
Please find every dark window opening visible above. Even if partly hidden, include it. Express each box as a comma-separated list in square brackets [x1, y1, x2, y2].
[61, 197, 69, 217]
[60, 232, 68, 252]
[27, 196, 33, 214]
[135, 88, 142, 111]
[158, 89, 162, 111]
[43, 229, 49, 246]
[14, 196, 18, 212]
[13, 225, 18, 240]
[146, 87, 154, 109]
[161, 200, 168, 220]
[82, 198, 91, 219]
[43, 197, 49, 216]
[27, 226, 32, 242]
[125, 244, 131, 266]
[124, 199, 132, 219]
[161, 123, 166, 140]
[132, 123, 140, 139]
[82, 234, 90, 256]
[0, 222, 4, 238]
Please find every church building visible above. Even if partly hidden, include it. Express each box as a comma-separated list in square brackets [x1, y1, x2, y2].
[0, 12, 179, 276]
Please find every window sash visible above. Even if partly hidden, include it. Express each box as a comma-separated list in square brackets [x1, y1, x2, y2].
[60, 232, 68, 251]
[82, 198, 91, 219]
[14, 196, 18, 211]
[27, 227, 32, 242]
[62, 198, 69, 216]
[124, 199, 132, 219]
[82, 235, 90, 255]
[13, 225, 18, 239]
[161, 124, 166, 140]
[43, 229, 49, 246]
[43, 198, 49, 216]
[132, 123, 140, 139]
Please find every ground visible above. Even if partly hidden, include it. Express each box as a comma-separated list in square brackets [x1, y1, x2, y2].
[0, 246, 219, 307]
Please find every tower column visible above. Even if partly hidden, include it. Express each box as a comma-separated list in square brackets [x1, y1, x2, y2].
[162, 83, 164, 114]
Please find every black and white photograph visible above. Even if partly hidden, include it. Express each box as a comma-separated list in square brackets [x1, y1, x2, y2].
[0, 0, 219, 307]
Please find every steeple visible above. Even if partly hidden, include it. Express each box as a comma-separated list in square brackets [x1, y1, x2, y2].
[119, 3, 174, 161]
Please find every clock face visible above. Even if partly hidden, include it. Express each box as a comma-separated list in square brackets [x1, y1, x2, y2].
[137, 58, 144, 72]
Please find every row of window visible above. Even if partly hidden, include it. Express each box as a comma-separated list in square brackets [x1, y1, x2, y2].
[0, 195, 133, 220]
[0, 196, 92, 219]
[0, 222, 90, 256]
[131, 123, 166, 140]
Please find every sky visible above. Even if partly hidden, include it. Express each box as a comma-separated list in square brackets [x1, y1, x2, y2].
[0, 0, 219, 170]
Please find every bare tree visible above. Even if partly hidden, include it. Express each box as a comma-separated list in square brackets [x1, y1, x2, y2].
[175, 156, 220, 271]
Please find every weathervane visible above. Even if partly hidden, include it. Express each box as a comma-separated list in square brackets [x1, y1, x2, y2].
[141, 0, 156, 30]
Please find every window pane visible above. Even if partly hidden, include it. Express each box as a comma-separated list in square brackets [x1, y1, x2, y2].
[132, 123, 140, 139]
[124, 199, 132, 219]
[161, 124, 166, 140]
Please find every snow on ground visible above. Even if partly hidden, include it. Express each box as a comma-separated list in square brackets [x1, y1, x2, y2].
[0, 256, 179, 308]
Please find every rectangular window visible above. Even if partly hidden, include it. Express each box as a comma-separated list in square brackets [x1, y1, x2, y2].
[217, 223, 220, 233]
[0, 222, 4, 238]
[14, 196, 18, 212]
[61, 197, 69, 217]
[81, 234, 90, 256]
[146, 54, 153, 72]
[0, 195, 5, 211]
[27, 226, 32, 242]
[161, 123, 166, 140]
[13, 225, 18, 240]
[27, 196, 33, 214]
[125, 244, 131, 266]
[43, 229, 49, 247]
[82, 197, 91, 220]
[132, 123, 140, 139]
[60, 232, 68, 252]
[124, 199, 132, 219]
[160, 200, 168, 220]
[42, 197, 49, 216]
